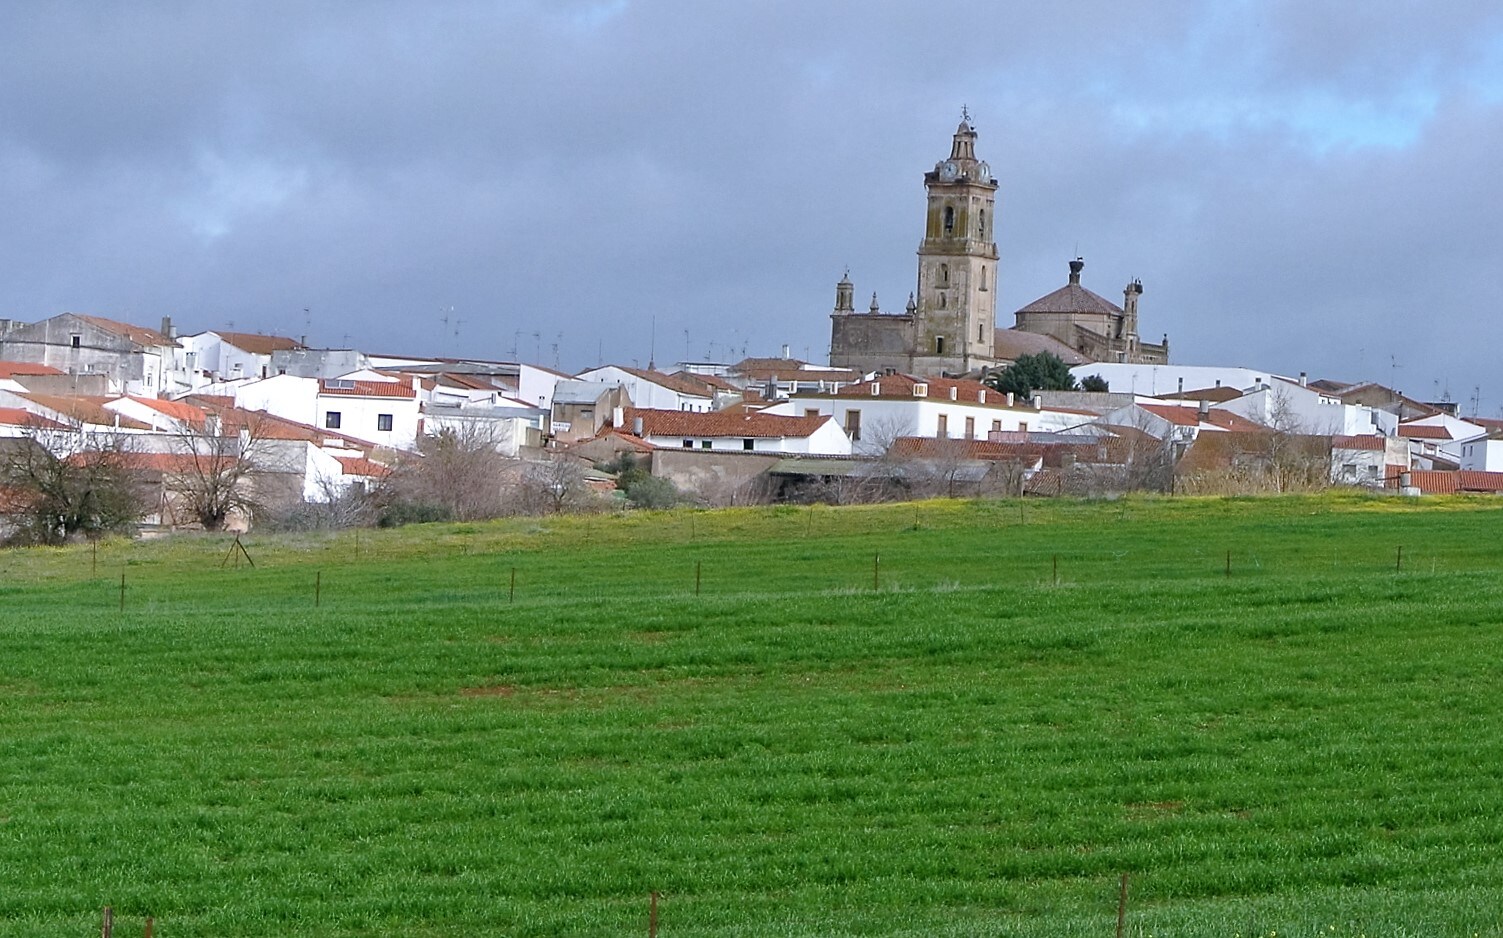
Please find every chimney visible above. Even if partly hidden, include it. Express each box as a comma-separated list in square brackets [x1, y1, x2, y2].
[611, 405, 624, 427]
[160, 315, 177, 340]
[1068, 257, 1084, 285]
[1006, 392, 1014, 407]
[632, 416, 644, 436]
[1178, 377, 1184, 395]
[1198, 399, 1210, 420]
[949, 386, 958, 401]
[781, 343, 791, 359]
[1299, 371, 1308, 387]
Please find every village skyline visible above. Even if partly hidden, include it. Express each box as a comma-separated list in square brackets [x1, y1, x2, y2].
[3, 4, 1502, 410]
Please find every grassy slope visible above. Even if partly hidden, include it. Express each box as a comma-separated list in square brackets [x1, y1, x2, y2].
[2, 494, 1503, 936]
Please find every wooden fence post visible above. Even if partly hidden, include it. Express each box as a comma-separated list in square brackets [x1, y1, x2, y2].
[1116, 872, 1129, 938]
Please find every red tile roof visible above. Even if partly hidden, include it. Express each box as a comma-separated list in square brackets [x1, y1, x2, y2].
[336, 455, 391, 478]
[12, 393, 154, 430]
[991, 328, 1091, 365]
[1138, 404, 1266, 432]
[0, 361, 64, 378]
[0, 407, 68, 429]
[318, 379, 417, 399]
[1408, 470, 1503, 494]
[1332, 435, 1387, 451]
[74, 314, 176, 347]
[1398, 423, 1451, 440]
[831, 373, 1015, 407]
[215, 331, 303, 355]
[629, 407, 832, 439]
[122, 395, 207, 427]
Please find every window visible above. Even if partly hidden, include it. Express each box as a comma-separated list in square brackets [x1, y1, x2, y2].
[325, 411, 342, 429]
[991, 419, 1001, 433]
[979, 208, 986, 238]
[937, 414, 949, 438]
[845, 409, 861, 441]
[939, 263, 949, 286]
[700, 440, 712, 449]
[70, 335, 81, 349]
[965, 417, 975, 439]
[743, 438, 754, 451]
[804, 408, 820, 418]
[943, 205, 954, 234]
[377, 413, 393, 432]
[682, 439, 693, 448]
[979, 323, 985, 342]
[980, 265, 988, 291]
[935, 336, 946, 355]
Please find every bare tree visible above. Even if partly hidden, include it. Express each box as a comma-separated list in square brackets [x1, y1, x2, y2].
[164, 414, 282, 531]
[511, 455, 597, 514]
[859, 413, 917, 458]
[0, 421, 147, 545]
[1262, 389, 1331, 493]
[380, 422, 512, 522]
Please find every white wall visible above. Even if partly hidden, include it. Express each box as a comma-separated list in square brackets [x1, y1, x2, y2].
[317, 391, 421, 450]
[233, 375, 319, 426]
[1460, 437, 1503, 471]
[1071, 363, 1290, 397]
[784, 393, 1075, 455]
[644, 417, 851, 456]
[576, 366, 712, 412]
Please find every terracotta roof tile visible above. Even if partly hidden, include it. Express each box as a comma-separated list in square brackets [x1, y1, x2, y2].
[1015, 282, 1122, 316]
[1139, 403, 1266, 432]
[1332, 435, 1386, 451]
[214, 331, 303, 355]
[0, 407, 68, 429]
[831, 372, 1015, 407]
[12, 393, 154, 430]
[991, 329, 1091, 365]
[0, 361, 64, 378]
[1408, 470, 1503, 494]
[628, 407, 832, 439]
[74, 314, 176, 347]
[318, 379, 417, 399]
[122, 395, 207, 426]
[336, 455, 391, 478]
[1398, 424, 1451, 440]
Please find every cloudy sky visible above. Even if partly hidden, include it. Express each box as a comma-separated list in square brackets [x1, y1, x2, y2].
[3, 2, 1501, 408]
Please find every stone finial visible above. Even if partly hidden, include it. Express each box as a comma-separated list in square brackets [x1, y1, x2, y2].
[869, 292, 880, 314]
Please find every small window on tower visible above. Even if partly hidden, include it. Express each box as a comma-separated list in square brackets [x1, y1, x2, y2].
[979, 208, 986, 237]
[935, 336, 946, 355]
[939, 263, 949, 286]
[979, 265, 988, 291]
[943, 206, 955, 234]
[978, 323, 985, 342]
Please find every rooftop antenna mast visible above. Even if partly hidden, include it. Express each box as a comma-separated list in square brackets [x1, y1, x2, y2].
[648, 315, 656, 370]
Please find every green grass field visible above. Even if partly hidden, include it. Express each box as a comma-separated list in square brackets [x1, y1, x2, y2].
[3, 494, 1503, 936]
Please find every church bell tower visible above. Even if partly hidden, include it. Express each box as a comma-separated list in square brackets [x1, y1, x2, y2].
[910, 113, 999, 375]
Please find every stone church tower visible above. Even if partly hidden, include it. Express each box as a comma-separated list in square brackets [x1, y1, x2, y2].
[910, 116, 999, 374]
[830, 116, 999, 376]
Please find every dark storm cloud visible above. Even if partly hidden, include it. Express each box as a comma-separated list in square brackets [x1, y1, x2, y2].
[1, 2, 1500, 406]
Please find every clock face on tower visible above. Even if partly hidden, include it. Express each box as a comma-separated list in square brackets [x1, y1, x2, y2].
[938, 161, 958, 181]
